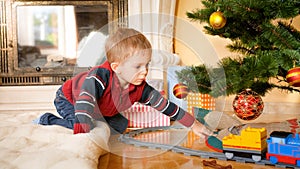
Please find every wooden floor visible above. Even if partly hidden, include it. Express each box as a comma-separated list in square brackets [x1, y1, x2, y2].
[97, 128, 280, 169]
[98, 152, 278, 169]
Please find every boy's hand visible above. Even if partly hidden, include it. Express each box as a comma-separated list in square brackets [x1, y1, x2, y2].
[73, 123, 91, 134]
[73, 114, 95, 134]
[191, 120, 213, 138]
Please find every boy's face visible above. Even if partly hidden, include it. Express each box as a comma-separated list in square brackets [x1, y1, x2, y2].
[114, 52, 151, 87]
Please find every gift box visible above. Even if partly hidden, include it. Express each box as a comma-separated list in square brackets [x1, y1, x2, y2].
[122, 102, 170, 128]
[167, 66, 216, 114]
[187, 92, 216, 114]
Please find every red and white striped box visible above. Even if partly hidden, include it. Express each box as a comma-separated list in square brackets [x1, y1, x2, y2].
[122, 102, 170, 128]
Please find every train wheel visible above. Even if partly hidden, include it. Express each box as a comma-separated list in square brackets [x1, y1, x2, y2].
[252, 155, 261, 162]
[269, 156, 278, 164]
[225, 152, 234, 159]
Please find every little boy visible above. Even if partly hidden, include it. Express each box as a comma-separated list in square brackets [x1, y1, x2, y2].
[35, 28, 212, 137]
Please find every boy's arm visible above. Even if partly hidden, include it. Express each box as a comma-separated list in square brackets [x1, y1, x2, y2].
[140, 84, 194, 126]
[73, 113, 94, 134]
[73, 68, 108, 134]
[140, 84, 212, 137]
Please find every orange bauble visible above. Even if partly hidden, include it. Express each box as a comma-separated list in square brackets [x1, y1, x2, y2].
[173, 83, 189, 99]
[286, 67, 300, 87]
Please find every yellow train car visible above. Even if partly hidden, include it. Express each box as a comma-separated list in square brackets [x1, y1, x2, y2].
[222, 127, 267, 161]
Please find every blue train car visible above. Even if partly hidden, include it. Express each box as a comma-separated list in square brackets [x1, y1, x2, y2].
[266, 131, 300, 166]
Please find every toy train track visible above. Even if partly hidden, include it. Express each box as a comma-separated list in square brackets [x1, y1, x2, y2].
[119, 126, 299, 169]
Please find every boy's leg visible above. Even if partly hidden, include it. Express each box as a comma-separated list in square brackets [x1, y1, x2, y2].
[38, 86, 75, 129]
[104, 113, 128, 134]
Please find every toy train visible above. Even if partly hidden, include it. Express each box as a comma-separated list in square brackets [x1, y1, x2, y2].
[222, 127, 300, 167]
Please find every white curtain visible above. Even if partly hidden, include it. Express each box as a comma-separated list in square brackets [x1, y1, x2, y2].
[128, 0, 180, 79]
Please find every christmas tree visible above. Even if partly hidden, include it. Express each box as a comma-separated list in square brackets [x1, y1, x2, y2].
[176, 0, 300, 97]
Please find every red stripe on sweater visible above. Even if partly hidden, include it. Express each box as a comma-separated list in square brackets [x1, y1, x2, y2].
[155, 98, 168, 111]
[73, 123, 90, 134]
[178, 113, 194, 127]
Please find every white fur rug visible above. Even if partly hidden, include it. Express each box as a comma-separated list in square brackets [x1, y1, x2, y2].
[0, 112, 110, 169]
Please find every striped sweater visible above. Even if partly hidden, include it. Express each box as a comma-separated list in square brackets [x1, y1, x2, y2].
[62, 61, 195, 134]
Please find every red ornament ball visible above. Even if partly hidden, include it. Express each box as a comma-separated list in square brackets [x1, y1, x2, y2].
[232, 89, 264, 121]
[173, 83, 189, 99]
[286, 67, 300, 87]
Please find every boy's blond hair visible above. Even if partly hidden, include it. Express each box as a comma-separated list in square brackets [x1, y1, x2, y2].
[105, 28, 152, 63]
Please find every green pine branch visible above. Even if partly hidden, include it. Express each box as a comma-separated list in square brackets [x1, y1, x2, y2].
[178, 0, 300, 97]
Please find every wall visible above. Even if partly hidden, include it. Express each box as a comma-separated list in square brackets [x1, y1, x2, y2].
[173, 0, 300, 114]
[0, 85, 59, 113]
[174, 0, 233, 64]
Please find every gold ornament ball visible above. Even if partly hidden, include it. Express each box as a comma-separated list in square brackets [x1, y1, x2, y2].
[209, 11, 226, 29]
